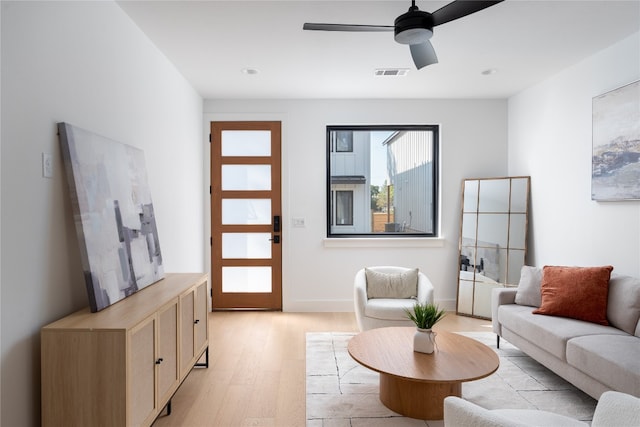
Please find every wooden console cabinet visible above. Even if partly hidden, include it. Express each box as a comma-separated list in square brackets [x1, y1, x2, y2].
[41, 273, 208, 427]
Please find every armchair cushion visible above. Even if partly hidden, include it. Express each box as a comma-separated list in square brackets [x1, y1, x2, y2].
[365, 267, 418, 299]
[364, 298, 417, 321]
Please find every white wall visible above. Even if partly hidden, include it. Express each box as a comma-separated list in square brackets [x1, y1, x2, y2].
[508, 32, 640, 277]
[204, 99, 508, 312]
[0, 2, 203, 426]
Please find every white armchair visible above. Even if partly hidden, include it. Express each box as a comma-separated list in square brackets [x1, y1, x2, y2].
[354, 266, 434, 331]
[443, 391, 640, 427]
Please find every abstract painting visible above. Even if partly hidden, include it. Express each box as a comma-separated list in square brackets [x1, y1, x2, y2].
[592, 80, 640, 201]
[59, 123, 164, 312]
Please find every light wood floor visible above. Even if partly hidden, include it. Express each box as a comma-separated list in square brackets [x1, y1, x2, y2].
[152, 311, 491, 427]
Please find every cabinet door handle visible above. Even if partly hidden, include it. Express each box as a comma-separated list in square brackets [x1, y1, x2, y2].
[155, 358, 163, 365]
[194, 319, 200, 324]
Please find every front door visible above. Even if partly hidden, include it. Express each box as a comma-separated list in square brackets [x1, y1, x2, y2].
[210, 121, 282, 310]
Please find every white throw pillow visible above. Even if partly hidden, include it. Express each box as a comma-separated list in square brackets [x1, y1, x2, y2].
[514, 265, 543, 307]
[365, 268, 418, 299]
[607, 274, 640, 335]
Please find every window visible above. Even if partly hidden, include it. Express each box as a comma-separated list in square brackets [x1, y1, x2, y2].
[335, 191, 354, 225]
[327, 125, 439, 237]
[334, 131, 353, 152]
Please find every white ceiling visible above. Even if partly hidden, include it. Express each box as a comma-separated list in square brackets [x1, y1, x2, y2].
[117, 0, 640, 99]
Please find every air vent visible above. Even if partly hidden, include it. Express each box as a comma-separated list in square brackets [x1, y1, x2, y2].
[374, 68, 409, 77]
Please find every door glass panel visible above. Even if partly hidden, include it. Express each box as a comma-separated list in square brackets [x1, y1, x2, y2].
[222, 233, 272, 259]
[222, 267, 272, 293]
[222, 130, 271, 157]
[222, 165, 271, 191]
[222, 199, 271, 224]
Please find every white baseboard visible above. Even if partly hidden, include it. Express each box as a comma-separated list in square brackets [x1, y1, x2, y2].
[283, 298, 457, 313]
[284, 299, 354, 312]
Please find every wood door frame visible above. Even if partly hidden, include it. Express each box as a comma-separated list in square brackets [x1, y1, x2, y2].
[210, 121, 282, 310]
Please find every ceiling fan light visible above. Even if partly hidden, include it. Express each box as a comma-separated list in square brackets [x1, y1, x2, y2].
[394, 8, 434, 45]
[395, 27, 433, 44]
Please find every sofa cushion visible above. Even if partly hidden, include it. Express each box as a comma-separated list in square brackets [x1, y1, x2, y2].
[514, 265, 543, 307]
[364, 298, 417, 321]
[533, 265, 613, 325]
[567, 335, 640, 397]
[498, 304, 627, 360]
[365, 267, 418, 299]
[607, 274, 640, 335]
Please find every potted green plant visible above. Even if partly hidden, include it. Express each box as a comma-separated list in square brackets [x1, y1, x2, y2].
[405, 303, 446, 354]
[405, 303, 446, 330]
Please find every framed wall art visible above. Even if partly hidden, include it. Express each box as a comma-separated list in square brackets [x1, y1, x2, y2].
[592, 80, 640, 201]
[59, 122, 164, 312]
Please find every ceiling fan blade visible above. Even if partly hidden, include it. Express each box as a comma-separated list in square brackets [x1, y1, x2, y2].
[432, 0, 504, 26]
[410, 42, 438, 70]
[303, 23, 394, 32]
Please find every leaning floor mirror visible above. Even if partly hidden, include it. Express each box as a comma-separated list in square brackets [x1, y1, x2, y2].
[456, 176, 530, 319]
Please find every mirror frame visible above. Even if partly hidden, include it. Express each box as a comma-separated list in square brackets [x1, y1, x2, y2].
[456, 176, 531, 319]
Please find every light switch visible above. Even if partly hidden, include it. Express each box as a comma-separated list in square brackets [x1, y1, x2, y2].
[292, 217, 305, 227]
[42, 153, 53, 178]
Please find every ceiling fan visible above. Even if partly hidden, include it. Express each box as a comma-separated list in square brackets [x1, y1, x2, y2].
[303, 0, 504, 70]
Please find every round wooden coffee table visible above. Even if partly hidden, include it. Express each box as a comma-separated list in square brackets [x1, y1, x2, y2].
[348, 327, 499, 420]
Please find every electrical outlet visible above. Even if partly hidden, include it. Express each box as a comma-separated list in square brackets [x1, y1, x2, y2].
[42, 153, 53, 178]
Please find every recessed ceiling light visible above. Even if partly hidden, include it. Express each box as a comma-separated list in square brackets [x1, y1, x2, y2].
[241, 68, 259, 75]
[481, 68, 498, 76]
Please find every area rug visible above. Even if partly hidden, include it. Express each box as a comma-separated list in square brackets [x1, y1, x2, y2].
[306, 331, 597, 427]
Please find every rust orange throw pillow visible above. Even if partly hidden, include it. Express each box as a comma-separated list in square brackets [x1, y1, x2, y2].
[532, 265, 613, 325]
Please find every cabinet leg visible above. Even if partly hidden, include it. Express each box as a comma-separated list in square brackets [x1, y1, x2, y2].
[160, 399, 172, 417]
[195, 346, 209, 368]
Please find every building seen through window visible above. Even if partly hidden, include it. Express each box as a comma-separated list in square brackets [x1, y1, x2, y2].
[327, 125, 439, 237]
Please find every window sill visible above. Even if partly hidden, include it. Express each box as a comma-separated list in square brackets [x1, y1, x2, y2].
[322, 237, 445, 248]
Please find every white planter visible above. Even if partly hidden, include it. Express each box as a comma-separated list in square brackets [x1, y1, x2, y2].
[413, 328, 436, 354]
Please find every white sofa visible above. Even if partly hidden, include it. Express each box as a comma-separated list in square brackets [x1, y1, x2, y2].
[444, 390, 640, 427]
[354, 266, 434, 331]
[492, 270, 640, 400]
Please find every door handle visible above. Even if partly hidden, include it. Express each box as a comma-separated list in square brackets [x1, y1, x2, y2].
[269, 235, 280, 244]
